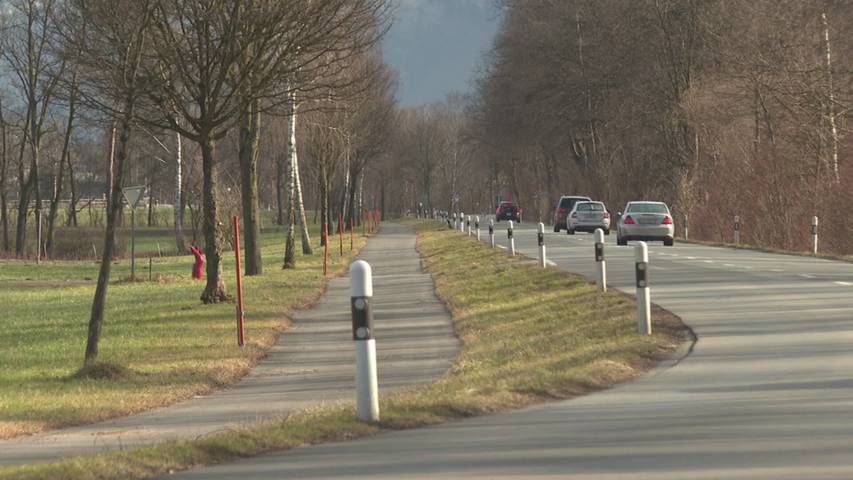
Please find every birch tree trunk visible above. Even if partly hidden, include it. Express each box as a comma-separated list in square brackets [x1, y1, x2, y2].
[282, 92, 298, 269]
[174, 128, 185, 252]
[289, 96, 312, 255]
[822, 12, 839, 183]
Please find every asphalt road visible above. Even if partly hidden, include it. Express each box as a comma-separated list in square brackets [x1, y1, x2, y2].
[1, 223, 459, 467]
[167, 219, 853, 479]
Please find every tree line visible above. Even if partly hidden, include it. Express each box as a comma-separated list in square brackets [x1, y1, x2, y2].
[382, 0, 853, 256]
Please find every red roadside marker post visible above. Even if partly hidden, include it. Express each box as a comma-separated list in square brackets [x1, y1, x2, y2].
[323, 221, 329, 276]
[232, 216, 245, 347]
[339, 213, 344, 256]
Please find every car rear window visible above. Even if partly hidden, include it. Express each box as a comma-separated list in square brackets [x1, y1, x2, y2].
[559, 197, 590, 208]
[576, 203, 604, 212]
[627, 203, 669, 214]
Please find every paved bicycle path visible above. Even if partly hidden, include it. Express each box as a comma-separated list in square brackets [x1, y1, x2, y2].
[1, 223, 459, 467]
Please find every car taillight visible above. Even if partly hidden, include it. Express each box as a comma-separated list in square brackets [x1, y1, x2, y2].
[604, 212, 610, 219]
[662, 216, 673, 225]
[571, 212, 577, 219]
[557, 208, 566, 215]
[624, 215, 635, 225]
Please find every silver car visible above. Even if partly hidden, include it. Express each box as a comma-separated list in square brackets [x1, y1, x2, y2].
[616, 201, 675, 246]
[566, 201, 611, 235]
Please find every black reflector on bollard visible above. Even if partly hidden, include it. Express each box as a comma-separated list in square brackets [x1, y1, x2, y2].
[595, 243, 605, 262]
[537, 232, 544, 246]
[351, 296, 374, 340]
[635, 262, 648, 288]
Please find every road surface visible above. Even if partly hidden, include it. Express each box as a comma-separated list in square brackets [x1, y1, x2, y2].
[169, 219, 853, 479]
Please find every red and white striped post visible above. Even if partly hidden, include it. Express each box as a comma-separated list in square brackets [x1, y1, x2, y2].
[232, 216, 245, 347]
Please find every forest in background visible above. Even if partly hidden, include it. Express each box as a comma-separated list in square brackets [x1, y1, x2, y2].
[383, 0, 853, 255]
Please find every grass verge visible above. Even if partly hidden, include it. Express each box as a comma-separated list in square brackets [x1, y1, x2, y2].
[0, 225, 367, 439]
[0, 220, 689, 480]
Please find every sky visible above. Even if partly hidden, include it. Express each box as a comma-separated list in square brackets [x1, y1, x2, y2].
[382, 0, 502, 107]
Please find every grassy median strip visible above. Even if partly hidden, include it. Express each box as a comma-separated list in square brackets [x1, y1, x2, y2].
[0, 225, 366, 440]
[1, 220, 688, 480]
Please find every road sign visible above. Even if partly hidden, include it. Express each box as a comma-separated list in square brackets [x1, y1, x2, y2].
[122, 186, 145, 280]
[122, 186, 146, 208]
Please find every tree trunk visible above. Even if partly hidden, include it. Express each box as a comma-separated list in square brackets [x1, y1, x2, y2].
[282, 95, 297, 269]
[319, 162, 330, 246]
[822, 12, 839, 183]
[147, 187, 154, 226]
[289, 98, 312, 255]
[84, 96, 134, 366]
[173, 128, 185, 251]
[238, 98, 263, 275]
[106, 122, 116, 217]
[199, 135, 228, 303]
[275, 151, 285, 226]
[0, 97, 8, 252]
[66, 150, 78, 227]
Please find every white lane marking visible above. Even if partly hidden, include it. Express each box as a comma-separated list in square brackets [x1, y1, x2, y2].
[687, 256, 697, 260]
[670, 253, 680, 257]
[770, 269, 783, 273]
[799, 274, 816, 279]
[653, 266, 667, 271]
[703, 260, 714, 264]
[834, 281, 852, 286]
[724, 263, 735, 268]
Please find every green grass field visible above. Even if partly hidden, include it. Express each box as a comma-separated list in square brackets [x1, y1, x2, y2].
[0, 220, 689, 480]
[0, 224, 366, 440]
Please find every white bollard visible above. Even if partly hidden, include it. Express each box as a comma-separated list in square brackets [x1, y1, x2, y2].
[350, 260, 379, 422]
[683, 213, 689, 240]
[475, 216, 480, 241]
[635, 242, 651, 335]
[594, 228, 607, 293]
[734, 215, 740, 245]
[459, 211, 465, 232]
[812, 216, 819, 255]
[508, 220, 516, 255]
[537, 222, 546, 268]
[489, 219, 495, 248]
[467, 215, 472, 236]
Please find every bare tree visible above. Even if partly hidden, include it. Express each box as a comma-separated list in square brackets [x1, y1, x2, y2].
[45, 68, 78, 256]
[2, 0, 65, 258]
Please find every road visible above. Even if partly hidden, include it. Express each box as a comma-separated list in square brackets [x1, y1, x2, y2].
[1, 223, 459, 467]
[168, 219, 853, 479]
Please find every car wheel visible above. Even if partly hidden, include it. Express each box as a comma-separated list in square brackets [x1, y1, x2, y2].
[664, 238, 674, 247]
[604, 229, 610, 235]
[617, 236, 626, 246]
[567, 228, 575, 235]
[553, 225, 559, 233]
